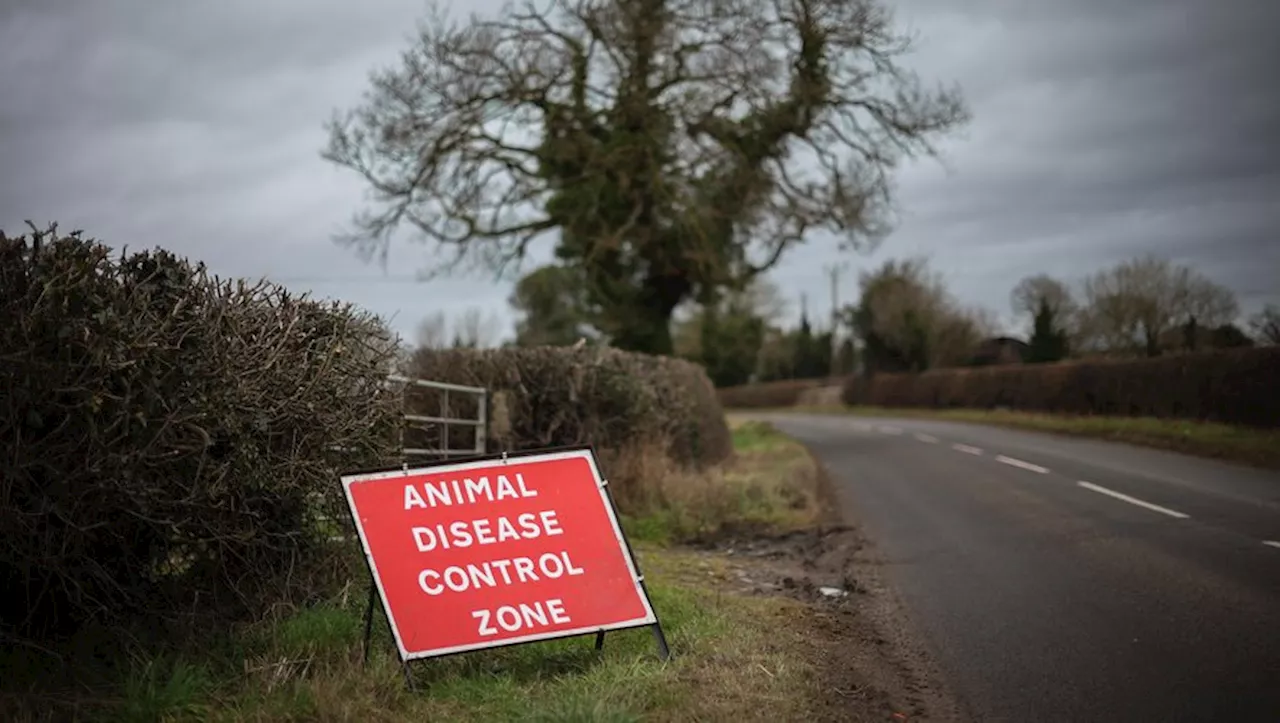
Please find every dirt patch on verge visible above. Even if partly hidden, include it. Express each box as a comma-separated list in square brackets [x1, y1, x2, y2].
[678, 457, 965, 723]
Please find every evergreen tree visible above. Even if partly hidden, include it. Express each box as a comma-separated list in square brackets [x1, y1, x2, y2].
[1026, 296, 1069, 363]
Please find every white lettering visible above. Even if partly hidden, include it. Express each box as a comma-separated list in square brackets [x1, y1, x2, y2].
[464, 476, 492, 503]
[562, 550, 585, 576]
[539, 510, 563, 536]
[470, 600, 570, 636]
[491, 558, 514, 585]
[513, 557, 537, 583]
[444, 567, 469, 593]
[418, 569, 442, 595]
[449, 520, 473, 548]
[404, 485, 426, 510]
[424, 481, 452, 507]
[403, 472, 539, 507]
[467, 563, 496, 589]
[539, 552, 564, 579]
[496, 606, 521, 632]
[547, 598, 571, 624]
[519, 601, 549, 628]
[495, 474, 518, 500]
[472, 609, 497, 636]
[411, 511, 563, 551]
[416, 554, 586, 596]
[517, 512, 540, 538]
[517, 473, 537, 498]
[412, 526, 436, 552]
[496, 516, 520, 542]
[473, 518, 496, 545]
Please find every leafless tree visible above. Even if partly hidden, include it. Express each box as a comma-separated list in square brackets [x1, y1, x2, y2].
[324, 0, 968, 353]
[1011, 273, 1076, 321]
[1079, 255, 1239, 356]
[1248, 304, 1280, 345]
[415, 308, 504, 349]
[415, 311, 451, 350]
[454, 307, 504, 348]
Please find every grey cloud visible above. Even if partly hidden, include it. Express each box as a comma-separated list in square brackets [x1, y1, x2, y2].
[792, 0, 1280, 326]
[2, 0, 1277, 344]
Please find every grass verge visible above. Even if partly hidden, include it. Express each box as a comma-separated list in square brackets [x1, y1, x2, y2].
[2, 421, 831, 723]
[760, 404, 1280, 469]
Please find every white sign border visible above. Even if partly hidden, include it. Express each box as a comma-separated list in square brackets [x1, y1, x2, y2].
[340, 447, 660, 661]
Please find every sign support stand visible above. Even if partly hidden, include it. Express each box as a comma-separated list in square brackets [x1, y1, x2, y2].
[361, 581, 376, 665]
[360, 577, 417, 690]
[597, 476, 672, 662]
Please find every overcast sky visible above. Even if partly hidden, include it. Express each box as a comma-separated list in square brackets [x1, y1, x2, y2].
[2, 0, 1277, 344]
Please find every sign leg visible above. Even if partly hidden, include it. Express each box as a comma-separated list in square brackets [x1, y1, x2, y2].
[361, 580, 377, 666]
[594, 631, 605, 651]
[650, 622, 671, 661]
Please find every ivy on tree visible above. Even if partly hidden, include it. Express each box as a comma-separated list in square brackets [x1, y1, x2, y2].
[324, 0, 967, 354]
[1026, 296, 1069, 363]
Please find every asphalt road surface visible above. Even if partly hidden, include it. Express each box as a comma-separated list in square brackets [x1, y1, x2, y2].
[760, 413, 1280, 723]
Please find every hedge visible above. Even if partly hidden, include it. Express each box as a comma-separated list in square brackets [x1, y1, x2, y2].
[716, 378, 831, 409]
[0, 227, 401, 640]
[408, 346, 733, 509]
[840, 347, 1280, 428]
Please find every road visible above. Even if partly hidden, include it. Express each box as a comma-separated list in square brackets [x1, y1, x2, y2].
[760, 413, 1280, 723]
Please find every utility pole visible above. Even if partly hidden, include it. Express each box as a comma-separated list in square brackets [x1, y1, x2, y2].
[823, 262, 849, 374]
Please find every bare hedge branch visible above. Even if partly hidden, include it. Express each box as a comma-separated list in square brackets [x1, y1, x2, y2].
[0, 226, 401, 640]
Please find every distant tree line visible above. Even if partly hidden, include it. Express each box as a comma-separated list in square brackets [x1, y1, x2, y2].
[491, 253, 1278, 384]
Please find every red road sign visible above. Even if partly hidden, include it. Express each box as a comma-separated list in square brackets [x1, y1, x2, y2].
[341, 448, 658, 660]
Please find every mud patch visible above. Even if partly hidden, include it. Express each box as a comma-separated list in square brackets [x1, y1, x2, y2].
[686, 523, 963, 722]
[692, 525, 871, 603]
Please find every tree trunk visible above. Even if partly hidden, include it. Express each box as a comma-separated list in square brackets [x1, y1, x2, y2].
[610, 303, 676, 354]
[608, 273, 687, 355]
[1144, 328, 1161, 357]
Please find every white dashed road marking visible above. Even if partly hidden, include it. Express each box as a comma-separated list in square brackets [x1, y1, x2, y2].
[952, 443, 983, 455]
[995, 455, 1049, 474]
[1077, 481, 1189, 519]
[914, 433, 939, 444]
[1264, 541, 1280, 550]
[880, 426, 903, 435]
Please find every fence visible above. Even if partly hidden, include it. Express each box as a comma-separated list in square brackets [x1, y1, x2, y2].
[387, 374, 488, 461]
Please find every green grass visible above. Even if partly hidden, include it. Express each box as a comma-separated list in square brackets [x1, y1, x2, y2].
[66, 554, 816, 723]
[752, 404, 1280, 469]
[3, 421, 829, 723]
[729, 420, 795, 453]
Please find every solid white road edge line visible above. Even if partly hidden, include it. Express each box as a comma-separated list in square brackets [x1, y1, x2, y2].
[1077, 481, 1189, 519]
[952, 443, 983, 455]
[915, 433, 939, 443]
[995, 455, 1049, 474]
[1263, 541, 1280, 549]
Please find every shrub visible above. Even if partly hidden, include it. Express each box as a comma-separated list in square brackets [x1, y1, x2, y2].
[407, 346, 733, 512]
[0, 227, 401, 641]
[716, 378, 828, 409]
[839, 347, 1280, 428]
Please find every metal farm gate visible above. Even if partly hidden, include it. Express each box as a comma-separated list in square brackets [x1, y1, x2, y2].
[385, 374, 488, 462]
